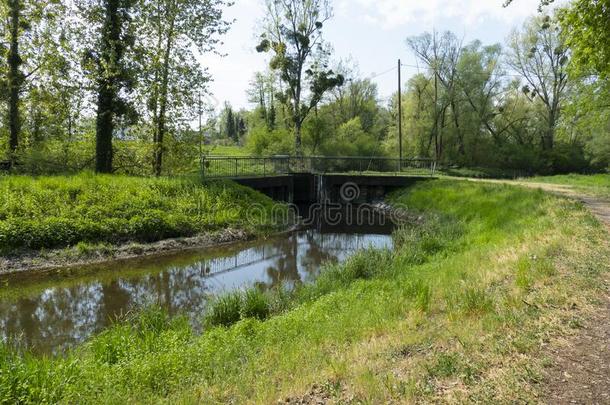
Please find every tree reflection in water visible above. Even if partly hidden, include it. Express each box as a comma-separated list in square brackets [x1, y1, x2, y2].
[0, 230, 392, 354]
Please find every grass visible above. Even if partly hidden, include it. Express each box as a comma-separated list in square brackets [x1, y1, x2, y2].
[522, 173, 610, 198]
[207, 145, 250, 157]
[0, 173, 283, 253]
[438, 166, 525, 179]
[0, 180, 609, 403]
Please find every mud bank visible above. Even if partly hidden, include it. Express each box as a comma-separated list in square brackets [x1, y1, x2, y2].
[0, 228, 261, 276]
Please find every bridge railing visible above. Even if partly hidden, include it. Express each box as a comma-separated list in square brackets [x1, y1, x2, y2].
[201, 156, 436, 178]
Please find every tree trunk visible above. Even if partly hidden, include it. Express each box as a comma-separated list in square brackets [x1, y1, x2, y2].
[294, 65, 303, 156]
[154, 93, 167, 176]
[153, 18, 174, 177]
[95, 82, 114, 173]
[95, 0, 121, 174]
[7, 0, 22, 161]
[295, 120, 303, 156]
[543, 110, 556, 151]
[450, 100, 465, 158]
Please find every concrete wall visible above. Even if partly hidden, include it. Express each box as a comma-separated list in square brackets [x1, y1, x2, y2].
[233, 174, 431, 204]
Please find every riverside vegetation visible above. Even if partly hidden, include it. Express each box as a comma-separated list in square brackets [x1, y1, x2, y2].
[0, 173, 282, 255]
[1, 179, 608, 403]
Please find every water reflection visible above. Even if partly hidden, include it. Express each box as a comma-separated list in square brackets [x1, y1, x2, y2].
[0, 230, 392, 354]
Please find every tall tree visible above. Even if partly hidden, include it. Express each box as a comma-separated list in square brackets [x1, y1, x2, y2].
[80, 0, 136, 173]
[6, 0, 23, 158]
[407, 31, 463, 161]
[247, 71, 278, 130]
[256, 0, 344, 155]
[507, 15, 569, 151]
[137, 0, 231, 176]
[224, 103, 235, 141]
[559, 0, 610, 80]
[236, 115, 246, 140]
[2, 0, 60, 160]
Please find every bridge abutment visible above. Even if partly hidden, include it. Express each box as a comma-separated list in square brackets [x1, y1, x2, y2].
[233, 174, 430, 204]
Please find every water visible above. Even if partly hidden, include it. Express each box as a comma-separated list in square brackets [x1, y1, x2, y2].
[0, 229, 393, 355]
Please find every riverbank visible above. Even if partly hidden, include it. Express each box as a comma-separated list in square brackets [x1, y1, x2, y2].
[0, 228, 256, 275]
[1, 180, 609, 403]
[0, 174, 287, 275]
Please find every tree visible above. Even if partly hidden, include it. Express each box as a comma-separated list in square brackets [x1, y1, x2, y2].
[80, 0, 137, 174]
[256, 0, 344, 155]
[224, 103, 236, 141]
[236, 115, 246, 140]
[503, 0, 555, 11]
[559, 0, 610, 79]
[506, 15, 569, 151]
[247, 71, 278, 130]
[456, 41, 515, 148]
[407, 31, 463, 161]
[6, 0, 23, 158]
[326, 60, 381, 133]
[1, 0, 61, 161]
[137, 0, 231, 176]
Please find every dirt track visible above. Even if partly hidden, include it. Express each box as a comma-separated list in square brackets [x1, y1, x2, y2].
[468, 178, 610, 405]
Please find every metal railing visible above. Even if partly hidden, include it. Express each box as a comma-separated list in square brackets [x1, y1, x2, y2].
[201, 156, 436, 178]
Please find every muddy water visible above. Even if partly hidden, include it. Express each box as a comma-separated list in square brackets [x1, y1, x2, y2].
[0, 229, 393, 355]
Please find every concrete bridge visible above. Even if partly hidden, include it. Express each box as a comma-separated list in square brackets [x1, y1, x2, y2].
[202, 156, 436, 204]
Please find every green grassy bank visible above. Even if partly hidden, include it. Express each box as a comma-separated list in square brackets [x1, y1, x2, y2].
[1, 180, 609, 403]
[0, 174, 281, 254]
[523, 173, 610, 198]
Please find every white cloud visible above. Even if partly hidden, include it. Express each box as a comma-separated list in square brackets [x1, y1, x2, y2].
[340, 0, 552, 29]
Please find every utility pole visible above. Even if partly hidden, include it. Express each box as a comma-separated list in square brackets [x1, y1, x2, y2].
[198, 92, 204, 174]
[398, 59, 403, 163]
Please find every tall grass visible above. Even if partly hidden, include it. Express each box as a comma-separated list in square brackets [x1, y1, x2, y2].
[0, 173, 282, 252]
[0, 180, 608, 403]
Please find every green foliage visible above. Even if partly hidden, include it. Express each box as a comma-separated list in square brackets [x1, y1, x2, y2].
[204, 292, 245, 327]
[257, 0, 344, 153]
[0, 180, 608, 403]
[559, 0, 610, 79]
[426, 353, 460, 378]
[204, 288, 272, 328]
[0, 173, 281, 252]
[319, 117, 383, 157]
[246, 126, 293, 156]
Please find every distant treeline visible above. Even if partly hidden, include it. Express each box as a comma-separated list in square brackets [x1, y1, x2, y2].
[0, 0, 608, 176]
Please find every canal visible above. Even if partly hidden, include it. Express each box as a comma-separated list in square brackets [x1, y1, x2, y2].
[0, 225, 394, 355]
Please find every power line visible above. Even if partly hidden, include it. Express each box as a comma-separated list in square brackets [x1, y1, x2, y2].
[399, 60, 598, 81]
[367, 66, 398, 80]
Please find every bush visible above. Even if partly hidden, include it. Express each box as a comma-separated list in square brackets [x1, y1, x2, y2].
[246, 126, 293, 156]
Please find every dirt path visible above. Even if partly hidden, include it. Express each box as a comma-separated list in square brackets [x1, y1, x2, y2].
[467, 178, 610, 404]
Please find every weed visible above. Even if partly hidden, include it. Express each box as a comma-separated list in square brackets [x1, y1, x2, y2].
[426, 353, 460, 378]
[204, 291, 243, 328]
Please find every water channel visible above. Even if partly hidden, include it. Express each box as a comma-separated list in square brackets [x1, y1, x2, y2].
[0, 219, 394, 355]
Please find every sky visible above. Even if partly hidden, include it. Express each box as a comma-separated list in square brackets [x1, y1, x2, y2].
[203, 0, 561, 113]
